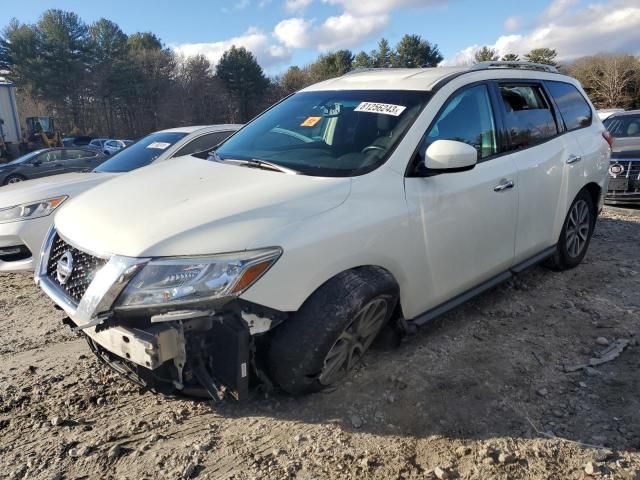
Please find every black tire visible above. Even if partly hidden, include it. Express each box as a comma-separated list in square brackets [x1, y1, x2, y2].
[268, 267, 399, 395]
[546, 189, 596, 271]
[3, 174, 26, 185]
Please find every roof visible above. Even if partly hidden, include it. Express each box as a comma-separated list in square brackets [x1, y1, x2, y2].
[301, 62, 569, 92]
[158, 124, 243, 134]
[302, 67, 468, 92]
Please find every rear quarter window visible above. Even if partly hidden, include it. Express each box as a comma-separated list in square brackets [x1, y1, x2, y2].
[545, 81, 592, 131]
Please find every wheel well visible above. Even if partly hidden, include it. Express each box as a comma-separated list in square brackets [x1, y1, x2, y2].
[582, 182, 601, 209]
[319, 265, 404, 316]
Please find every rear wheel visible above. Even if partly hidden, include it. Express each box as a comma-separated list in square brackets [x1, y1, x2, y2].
[268, 268, 398, 395]
[4, 174, 26, 185]
[546, 189, 596, 270]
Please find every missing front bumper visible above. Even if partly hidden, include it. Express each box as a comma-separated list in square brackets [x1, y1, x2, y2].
[64, 312, 252, 401]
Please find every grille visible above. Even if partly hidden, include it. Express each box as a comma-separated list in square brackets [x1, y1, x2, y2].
[46, 234, 108, 303]
[609, 158, 640, 193]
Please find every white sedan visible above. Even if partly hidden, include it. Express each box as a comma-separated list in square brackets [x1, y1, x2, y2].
[102, 139, 132, 155]
[0, 124, 240, 272]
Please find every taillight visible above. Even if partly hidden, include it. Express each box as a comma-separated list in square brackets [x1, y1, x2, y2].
[602, 131, 614, 149]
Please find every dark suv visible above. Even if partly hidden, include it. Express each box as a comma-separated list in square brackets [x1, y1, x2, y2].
[0, 148, 106, 185]
[603, 110, 640, 205]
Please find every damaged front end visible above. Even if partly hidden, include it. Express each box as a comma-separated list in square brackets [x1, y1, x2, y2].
[36, 228, 285, 401]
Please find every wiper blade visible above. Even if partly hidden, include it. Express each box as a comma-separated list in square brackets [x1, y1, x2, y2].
[216, 157, 299, 175]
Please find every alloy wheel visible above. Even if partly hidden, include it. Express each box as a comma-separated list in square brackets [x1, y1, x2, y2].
[318, 297, 389, 386]
[7, 177, 23, 184]
[565, 199, 590, 258]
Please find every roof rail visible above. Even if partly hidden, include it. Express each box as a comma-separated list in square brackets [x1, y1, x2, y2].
[470, 61, 559, 74]
[344, 67, 391, 75]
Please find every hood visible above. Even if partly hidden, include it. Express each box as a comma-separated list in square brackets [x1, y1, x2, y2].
[55, 156, 351, 257]
[0, 172, 117, 207]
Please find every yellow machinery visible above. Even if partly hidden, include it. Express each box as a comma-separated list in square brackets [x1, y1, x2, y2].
[23, 116, 62, 151]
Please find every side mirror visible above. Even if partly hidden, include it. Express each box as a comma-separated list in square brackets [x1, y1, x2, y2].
[424, 140, 477, 172]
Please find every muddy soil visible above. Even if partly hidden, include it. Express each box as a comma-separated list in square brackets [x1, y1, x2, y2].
[0, 207, 639, 480]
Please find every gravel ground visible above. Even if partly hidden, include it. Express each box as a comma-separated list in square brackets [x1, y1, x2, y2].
[0, 206, 639, 480]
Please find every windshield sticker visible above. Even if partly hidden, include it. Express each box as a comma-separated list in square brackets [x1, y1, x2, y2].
[300, 116, 322, 127]
[146, 142, 171, 150]
[354, 102, 406, 117]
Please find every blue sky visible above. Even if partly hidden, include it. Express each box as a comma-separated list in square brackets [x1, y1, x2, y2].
[3, 0, 640, 74]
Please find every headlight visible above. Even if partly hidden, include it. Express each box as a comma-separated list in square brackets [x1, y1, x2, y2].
[116, 248, 282, 309]
[0, 196, 67, 224]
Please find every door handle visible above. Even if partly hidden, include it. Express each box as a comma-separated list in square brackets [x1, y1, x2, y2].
[567, 154, 582, 164]
[493, 179, 514, 192]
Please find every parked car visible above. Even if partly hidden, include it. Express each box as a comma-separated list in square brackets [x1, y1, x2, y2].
[603, 110, 640, 205]
[103, 139, 133, 155]
[597, 108, 625, 121]
[36, 62, 609, 401]
[0, 125, 240, 272]
[87, 138, 111, 151]
[0, 148, 106, 186]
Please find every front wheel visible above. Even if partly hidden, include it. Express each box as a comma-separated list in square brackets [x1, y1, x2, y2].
[4, 174, 26, 185]
[546, 189, 596, 270]
[268, 268, 398, 395]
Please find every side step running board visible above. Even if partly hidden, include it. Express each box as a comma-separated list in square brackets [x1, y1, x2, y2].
[411, 246, 556, 327]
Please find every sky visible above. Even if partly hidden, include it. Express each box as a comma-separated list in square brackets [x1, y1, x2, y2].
[3, 0, 640, 74]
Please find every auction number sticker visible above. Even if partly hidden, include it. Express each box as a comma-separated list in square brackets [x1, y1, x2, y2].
[300, 116, 322, 127]
[146, 142, 171, 150]
[354, 102, 406, 116]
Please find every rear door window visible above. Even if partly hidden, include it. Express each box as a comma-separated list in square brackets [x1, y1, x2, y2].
[545, 81, 592, 131]
[64, 149, 97, 160]
[499, 84, 558, 150]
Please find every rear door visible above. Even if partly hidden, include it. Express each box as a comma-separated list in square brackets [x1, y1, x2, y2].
[404, 83, 519, 311]
[545, 80, 609, 202]
[493, 81, 581, 263]
[63, 148, 102, 172]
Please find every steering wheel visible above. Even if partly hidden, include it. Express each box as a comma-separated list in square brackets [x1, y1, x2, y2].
[361, 145, 387, 154]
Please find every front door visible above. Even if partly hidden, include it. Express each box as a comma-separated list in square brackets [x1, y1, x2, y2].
[29, 150, 65, 179]
[404, 83, 518, 314]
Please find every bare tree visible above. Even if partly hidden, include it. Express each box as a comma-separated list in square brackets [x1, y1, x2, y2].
[569, 54, 640, 108]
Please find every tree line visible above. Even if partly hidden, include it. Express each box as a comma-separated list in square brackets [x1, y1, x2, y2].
[472, 45, 640, 109]
[1, 10, 639, 139]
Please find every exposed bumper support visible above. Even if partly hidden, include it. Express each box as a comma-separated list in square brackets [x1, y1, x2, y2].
[64, 315, 184, 369]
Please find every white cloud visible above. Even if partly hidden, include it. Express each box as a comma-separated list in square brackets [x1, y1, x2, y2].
[542, 0, 578, 20]
[274, 18, 313, 48]
[274, 12, 388, 53]
[443, 0, 640, 65]
[316, 13, 389, 50]
[503, 16, 520, 32]
[173, 27, 291, 70]
[322, 0, 446, 15]
[285, 0, 313, 12]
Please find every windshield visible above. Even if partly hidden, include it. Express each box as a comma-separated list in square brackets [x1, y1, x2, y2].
[95, 132, 188, 173]
[7, 149, 46, 165]
[215, 90, 430, 177]
[604, 114, 640, 138]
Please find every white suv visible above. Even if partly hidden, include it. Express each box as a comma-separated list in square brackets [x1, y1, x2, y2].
[36, 62, 610, 400]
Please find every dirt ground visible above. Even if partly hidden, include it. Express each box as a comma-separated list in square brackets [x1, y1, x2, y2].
[0, 206, 639, 480]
